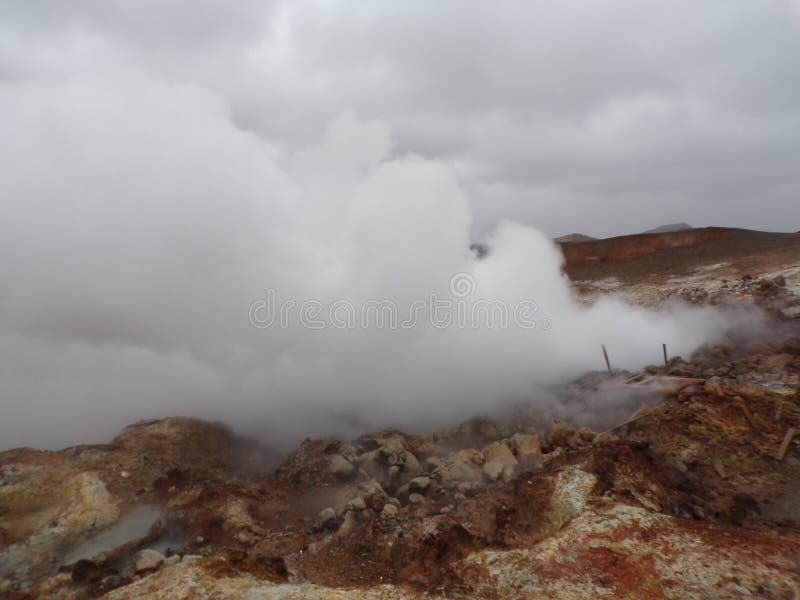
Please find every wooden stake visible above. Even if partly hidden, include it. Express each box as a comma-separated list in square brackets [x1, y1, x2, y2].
[602, 344, 611, 374]
[776, 427, 797, 461]
[662, 343, 668, 367]
[735, 396, 760, 431]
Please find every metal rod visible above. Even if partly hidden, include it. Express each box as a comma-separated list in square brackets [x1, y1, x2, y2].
[602, 344, 612, 373]
[662, 343, 668, 367]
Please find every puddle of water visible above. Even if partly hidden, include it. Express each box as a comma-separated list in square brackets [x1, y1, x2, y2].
[62, 506, 163, 564]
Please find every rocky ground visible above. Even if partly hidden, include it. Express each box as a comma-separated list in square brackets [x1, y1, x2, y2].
[2, 238, 800, 599]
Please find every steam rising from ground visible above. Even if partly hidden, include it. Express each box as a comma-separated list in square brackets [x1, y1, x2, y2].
[0, 80, 735, 449]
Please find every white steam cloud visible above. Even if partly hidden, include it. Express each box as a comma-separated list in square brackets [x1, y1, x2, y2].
[0, 78, 730, 450]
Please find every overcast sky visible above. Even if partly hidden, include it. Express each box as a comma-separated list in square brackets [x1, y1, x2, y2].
[0, 2, 794, 450]
[3, 0, 799, 237]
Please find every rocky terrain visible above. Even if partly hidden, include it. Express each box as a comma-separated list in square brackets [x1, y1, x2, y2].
[2, 231, 800, 599]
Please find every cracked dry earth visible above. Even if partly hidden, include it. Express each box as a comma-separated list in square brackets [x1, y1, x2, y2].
[3, 280, 800, 598]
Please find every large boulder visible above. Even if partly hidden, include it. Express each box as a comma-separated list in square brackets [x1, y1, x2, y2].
[434, 449, 485, 486]
[482, 442, 517, 482]
[328, 454, 356, 481]
[510, 433, 543, 468]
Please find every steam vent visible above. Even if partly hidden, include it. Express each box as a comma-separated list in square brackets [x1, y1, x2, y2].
[2, 2, 800, 597]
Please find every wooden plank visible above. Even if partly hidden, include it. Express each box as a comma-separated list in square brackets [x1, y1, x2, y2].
[776, 427, 797, 461]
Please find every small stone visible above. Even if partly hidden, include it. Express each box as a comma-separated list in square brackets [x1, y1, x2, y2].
[358, 478, 386, 499]
[395, 483, 410, 501]
[135, 549, 165, 573]
[236, 530, 255, 545]
[593, 431, 618, 444]
[316, 507, 337, 529]
[424, 456, 444, 471]
[381, 503, 399, 517]
[456, 481, 478, 493]
[409, 493, 425, 505]
[328, 453, 356, 481]
[774, 275, 786, 287]
[408, 476, 432, 494]
[195, 536, 205, 545]
[346, 496, 367, 511]
[99, 574, 122, 591]
[163, 555, 180, 567]
[546, 420, 576, 448]
[182, 554, 202, 562]
[336, 510, 358, 537]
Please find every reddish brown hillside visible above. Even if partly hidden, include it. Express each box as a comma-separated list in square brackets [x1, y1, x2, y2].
[559, 227, 733, 267]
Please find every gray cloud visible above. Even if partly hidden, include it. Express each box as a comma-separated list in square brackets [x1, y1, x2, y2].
[3, 2, 799, 234]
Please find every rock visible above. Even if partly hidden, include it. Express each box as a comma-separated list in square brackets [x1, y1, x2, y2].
[483, 460, 506, 481]
[135, 549, 165, 573]
[316, 507, 337, 530]
[328, 453, 356, 481]
[774, 275, 786, 287]
[381, 504, 399, 517]
[408, 476, 431, 494]
[335, 510, 358, 537]
[163, 555, 180, 567]
[358, 478, 386, 499]
[346, 496, 367, 511]
[181, 554, 202, 562]
[510, 434, 542, 468]
[548, 467, 597, 529]
[577, 427, 596, 443]
[399, 451, 422, 481]
[482, 442, 517, 482]
[434, 449, 485, 485]
[99, 574, 122, 592]
[546, 420, 575, 448]
[235, 531, 254, 546]
[359, 439, 422, 489]
[395, 483, 410, 502]
[424, 456, 444, 471]
[409, 493, 425, 505]
[593, 431, 618, 444]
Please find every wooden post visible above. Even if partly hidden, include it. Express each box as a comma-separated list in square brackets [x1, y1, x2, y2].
[602, 344, 612, 374]
[776, 427, 797, 461]
[662, 343, 668, 367]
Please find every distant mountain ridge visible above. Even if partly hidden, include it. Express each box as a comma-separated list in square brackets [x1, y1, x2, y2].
[554, 233, 597, 243]
[642, 223, 692, 234]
